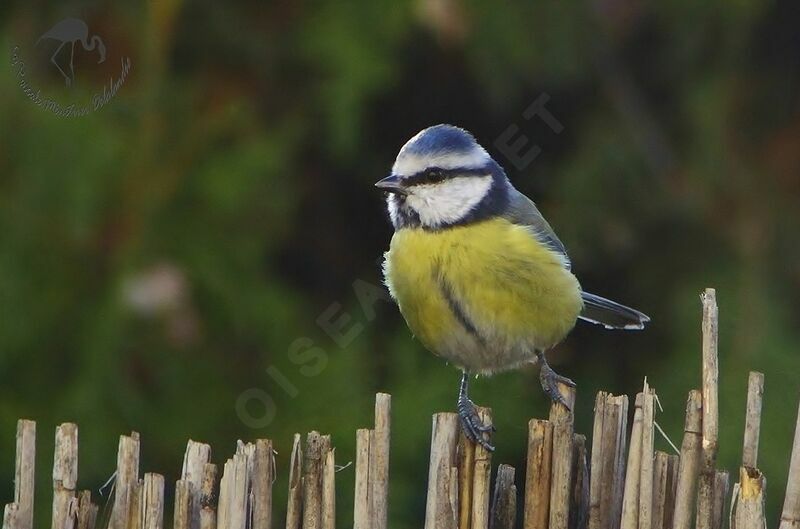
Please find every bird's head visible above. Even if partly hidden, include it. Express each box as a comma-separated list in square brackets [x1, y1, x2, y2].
[376, 124, 509, 230]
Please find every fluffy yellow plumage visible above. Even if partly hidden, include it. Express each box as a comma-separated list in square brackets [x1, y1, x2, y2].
[384, 217, 583, 375]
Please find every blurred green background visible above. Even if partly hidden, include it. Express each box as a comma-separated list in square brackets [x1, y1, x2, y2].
[1, 1, 799, 527]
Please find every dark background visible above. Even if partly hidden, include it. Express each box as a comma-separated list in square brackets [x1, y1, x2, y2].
[1, 1, 799, 527]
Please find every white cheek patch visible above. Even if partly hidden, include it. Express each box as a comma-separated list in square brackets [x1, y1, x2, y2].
[406, 175, 493, 228]
[392, 147, 490, 177]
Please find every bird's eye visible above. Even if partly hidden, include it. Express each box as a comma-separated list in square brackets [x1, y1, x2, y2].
[425, 169, 445, 183]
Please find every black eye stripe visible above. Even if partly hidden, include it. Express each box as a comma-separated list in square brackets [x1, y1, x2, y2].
[404, 166, 489, 186]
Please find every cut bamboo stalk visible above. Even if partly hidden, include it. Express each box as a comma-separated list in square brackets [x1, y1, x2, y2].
[111, 433, 141, 529]
[424, 413, 460, 529]
[664, 455, 679, 529]
[742, 372, 764, 469]
[3, 504, 20, 529]
[142, 474, 164, 529]
[199, 464, 217, 529]
[640, 385, 657, 529]
[621, 394, 644, 529]
[733, 467, 766, 529]
[174, 481, 190, 529]
[653, 452, 669, 529]
[779, 398, 800, 529]
[322, 446, 336, 529]
[286, 434, 303, 529]
[252, 439, 274, 529]
[457, 432, 476, 529]
[181, 441, 211, 529]
[672, 390, 702, 529]
[589, 393, 629, 529]
[52, 423, 78, 529]
[14, 420, 35, 529]
[302, 432, 329, 529]
[230, 452, 249, 529]
[471, 407, 493, 529]
[710, 470, 729, 529]
[77, 491, 98, 529]
[570, 434, 589, 529]
[128, 482, 142, 529]
[524, 419, 553, 529]
[550, 384, 577, 529]
[354, 428, 372, 529]
[697, 288, 720, 529]
[490, 465, 516, 529]
[372, 393, 391, 529]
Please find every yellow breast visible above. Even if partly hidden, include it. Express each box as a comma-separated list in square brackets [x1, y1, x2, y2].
[383, 218, 583, 373]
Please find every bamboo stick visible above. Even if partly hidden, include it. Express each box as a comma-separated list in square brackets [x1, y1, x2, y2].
[570, 434, 589, 529]
[697, 288, 720, 529]
[711, 470, 729, 529]
[640, 386, 657, 529]
[424, 413, 460, 529]
[129, 482, 143, 529]
[77, 491, 98, 529]
[664, 455, 679, 529]
[3, 504, 20, 529]
[14, 421, 35, 529]
[111, 433, 141, 529]
[471, 407, 493, 529]
[672, 390, 702, 529]
[252, 439, 274, 529]
[458, 432, 476, 529]
[524, 419, 553, 529]
[52, 423, 78, 529]
[490, 465, 516, 529]
[732, 467, 766, 529]
[142, 474, 164, 529]
[322, 447, 336, 529]
[302, 432, 329, 529]
[621, 394, 644, 529]
[199, 464, 217, 529]
[286, 435, 303, 529]
[550, 384, 577, 529]
[174, 481, 190, 529]
[354, 428, 372, 529]
[372, 393, 391, 529]
[653, 452, 669, 529]
[181, 441, 211, 529]
[589, 393, 629, 529]
[742, 373, 764, 469]
[779, 398, 800, 529]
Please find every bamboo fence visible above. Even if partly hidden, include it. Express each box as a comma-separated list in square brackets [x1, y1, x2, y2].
[3, 288, 800, 529]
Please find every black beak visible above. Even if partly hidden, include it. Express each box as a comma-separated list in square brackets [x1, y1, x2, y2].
[374, 174, 407, 195]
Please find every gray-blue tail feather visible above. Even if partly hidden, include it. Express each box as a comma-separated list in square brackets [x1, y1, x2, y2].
[579, 292, 650, 330]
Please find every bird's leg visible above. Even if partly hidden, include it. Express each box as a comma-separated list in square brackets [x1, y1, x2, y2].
[49, 42, 70, 86]
[456, 371, 495, 452]
[537, 350, 576, 410]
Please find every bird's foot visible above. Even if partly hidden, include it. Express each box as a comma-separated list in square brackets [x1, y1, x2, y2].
[457, 394, 495, 452]
[539, 359, 576, 410]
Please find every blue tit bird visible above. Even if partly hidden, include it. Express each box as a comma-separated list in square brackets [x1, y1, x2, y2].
[377, 124, 649, 451]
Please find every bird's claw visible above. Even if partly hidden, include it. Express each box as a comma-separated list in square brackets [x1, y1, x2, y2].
[457, 395, 495, 452]
[539, 362, 575, 411]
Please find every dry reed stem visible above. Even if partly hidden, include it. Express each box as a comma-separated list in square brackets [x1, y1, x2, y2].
[471, 407, 493, 529]
[697, 288, 720, 529]
[672, 390, 702, 529]
[285, 435, 302, 529]
[549, 384, 577, 529]
[490, 465, 516, 529]
[372, 394, 391, 529]
[14, 421, 35, 529]
[779, 398, 800, 529]
[252, 440, 274, 529]
[52, 423, 78, 529]
[524, 419, 553, 529]
[111, 433, 140, 529]
[424, 413, 460, 529]
[742, 373, 764, 469]
[142, 474, 164, 529]
[354, 428, 372, 529]
[570, 434, 589, 529]
[733, 466, 766, 529]
[621, 394, 644, 529]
